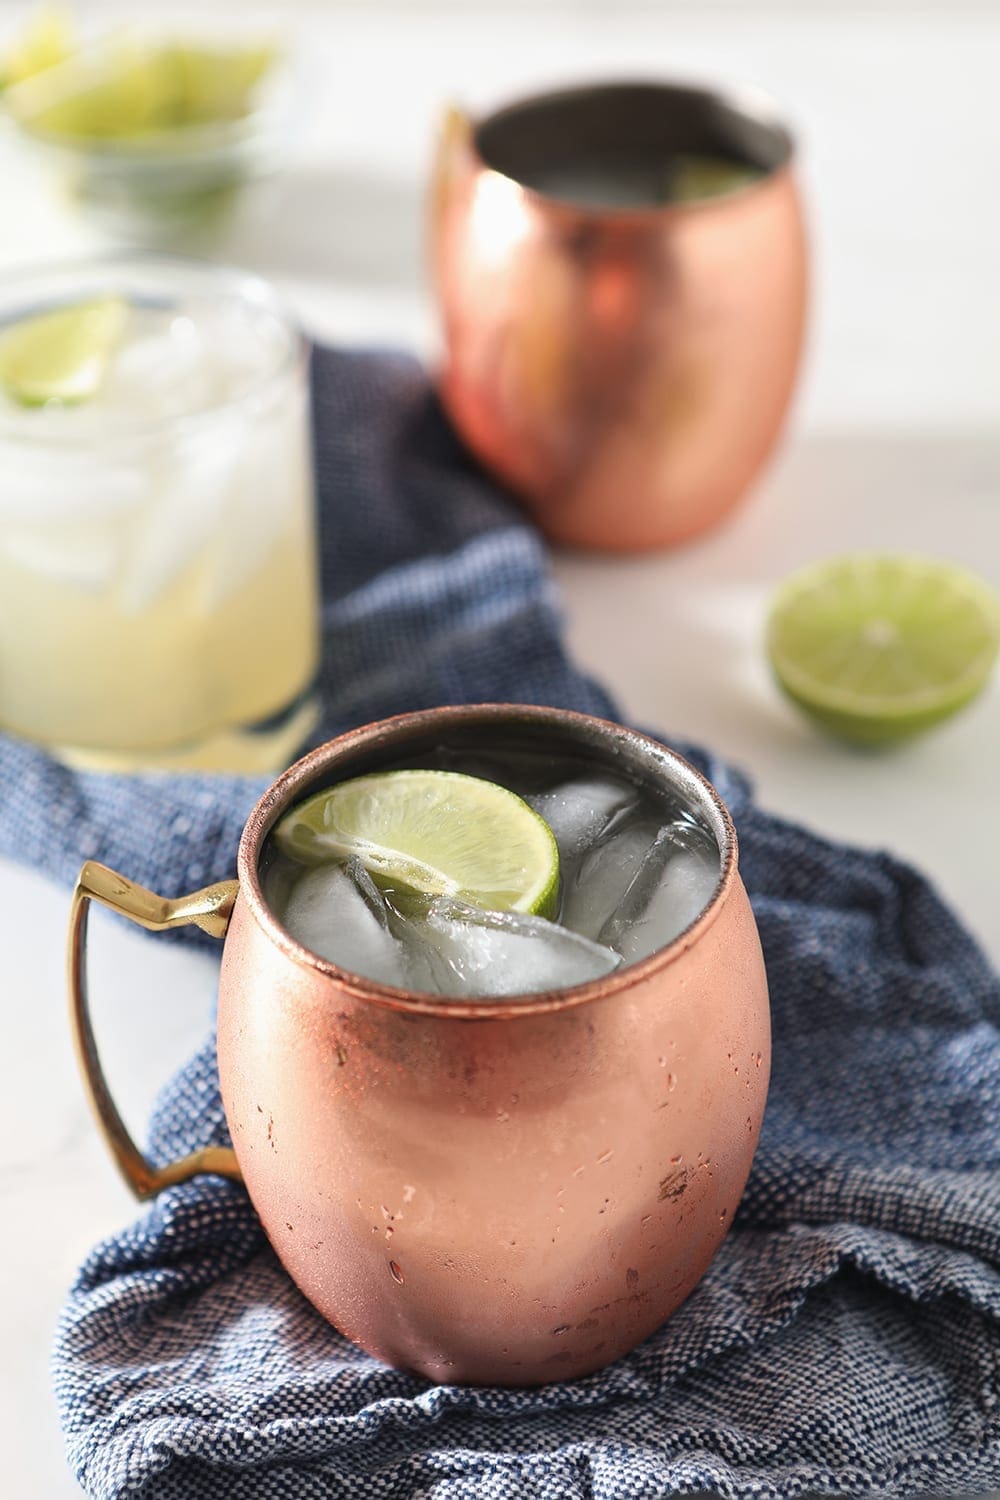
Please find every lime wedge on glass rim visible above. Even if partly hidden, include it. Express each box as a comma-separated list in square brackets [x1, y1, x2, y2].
[0, 296, 127, 405]
[766, 554, 1000, 746]
[274, 770, 561, 918]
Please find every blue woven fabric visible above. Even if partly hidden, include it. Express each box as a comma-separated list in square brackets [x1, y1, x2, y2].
[7, 348, 995, 1497]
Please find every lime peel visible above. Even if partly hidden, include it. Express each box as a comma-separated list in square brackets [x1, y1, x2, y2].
[274, 770, 561, 919]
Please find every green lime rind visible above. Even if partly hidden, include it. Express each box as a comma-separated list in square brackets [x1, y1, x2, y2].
[766, 553, 1000, 747]
[0, 296, 128, 406]
[274, 769, 561, 919]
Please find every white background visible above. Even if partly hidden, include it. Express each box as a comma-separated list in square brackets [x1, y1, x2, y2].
[0, 2, 998, 1494]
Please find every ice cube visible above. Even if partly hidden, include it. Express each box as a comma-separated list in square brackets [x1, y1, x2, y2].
[400, 897, 620, 999]
[0, 459, 145, 525]
[101, 311, 215, 420]
[281, 860, 407, 987]
[1, 524, 122, 590]
[201, 395, 309, 608]
[599, 823, 719, 962]
[558, 818, 660, 940]
[119, 418, 244, 614]
[529, 776, 639, 860]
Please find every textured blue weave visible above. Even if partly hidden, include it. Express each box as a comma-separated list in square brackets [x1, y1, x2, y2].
[4, 349, 995, 1497]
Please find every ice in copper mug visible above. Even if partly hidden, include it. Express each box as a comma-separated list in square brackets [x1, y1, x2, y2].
[432, 81, 808, 552]
[68, 705, 770, 1385]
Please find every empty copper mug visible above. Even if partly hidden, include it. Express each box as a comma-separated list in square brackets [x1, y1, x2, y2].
[432, 81, 808, 550]
[68, 704, 770, 1385]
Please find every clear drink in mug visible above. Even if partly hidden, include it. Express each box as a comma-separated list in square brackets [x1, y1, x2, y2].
[0, 256, 319, 771]
[262, 735, 721, 997]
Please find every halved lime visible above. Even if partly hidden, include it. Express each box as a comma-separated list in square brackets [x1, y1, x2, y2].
[274, 770, 561, 918]
[0, 297, 127, 405]
[767, 554, 1000, 746]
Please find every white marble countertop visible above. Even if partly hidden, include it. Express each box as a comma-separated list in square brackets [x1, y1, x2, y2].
[0, 3, 997, 1494]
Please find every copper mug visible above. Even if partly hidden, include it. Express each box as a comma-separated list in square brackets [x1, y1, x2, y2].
[68, 704, 770, 1385]
[432, 81, 808, 551]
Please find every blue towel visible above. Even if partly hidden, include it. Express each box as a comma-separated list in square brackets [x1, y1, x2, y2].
[6, 349, 995, 1498]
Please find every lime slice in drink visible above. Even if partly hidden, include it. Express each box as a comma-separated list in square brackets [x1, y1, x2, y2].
[766, 554, 1000, 746]
[274, 770, 561, 918]
[0, 297, 127, 405]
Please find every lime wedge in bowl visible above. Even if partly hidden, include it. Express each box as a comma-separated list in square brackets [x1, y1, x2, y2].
[0, 296, 127, 405]
[274, 770, 561, 918]
[3, 35, 280, 143]
[766, 554, 1000, 746]
[0, 5, 75, 91]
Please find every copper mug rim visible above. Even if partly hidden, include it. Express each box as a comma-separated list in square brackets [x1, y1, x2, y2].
[459, 75, 798, 228]
[237, 702, 739, 1021]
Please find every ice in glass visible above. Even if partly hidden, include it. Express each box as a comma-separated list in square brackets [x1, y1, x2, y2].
[0, 257, 318, 769]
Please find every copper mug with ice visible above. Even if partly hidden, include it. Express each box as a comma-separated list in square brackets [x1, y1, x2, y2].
[68, 705, 770, 1385]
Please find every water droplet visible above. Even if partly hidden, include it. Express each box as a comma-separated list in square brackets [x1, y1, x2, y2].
[754, 1052, 762, 1068]
[496, 1110, 510, 1123]
[389, 1260, 404, 1284]
[596, 1148, 614, 1165]
[666, 1073, 677, 1092]
[552, 1324, 570, 1336]
[670, 1153, 682, 1164]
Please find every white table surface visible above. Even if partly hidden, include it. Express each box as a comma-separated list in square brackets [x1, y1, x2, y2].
[1, 4, 998, 1495]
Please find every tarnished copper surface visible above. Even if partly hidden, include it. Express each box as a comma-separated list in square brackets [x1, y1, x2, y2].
[217, 705, 770, 1384]
[431, 83, 808, 551]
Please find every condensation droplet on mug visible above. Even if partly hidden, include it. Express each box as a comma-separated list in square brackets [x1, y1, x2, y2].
[670, 1154, 682, 1164]
[754, 1052, 763, 1068]
[552, 1324, 570, 1336]
[389, 1260, 404, 1285]
[666, 1073, 677, 1092]
[596, 1148, 614, 1166]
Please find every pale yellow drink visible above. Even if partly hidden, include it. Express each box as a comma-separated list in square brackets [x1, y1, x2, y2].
[0, 259, 319, 770]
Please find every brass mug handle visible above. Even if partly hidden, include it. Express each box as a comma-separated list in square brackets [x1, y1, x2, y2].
[67, 859, 243, 1200]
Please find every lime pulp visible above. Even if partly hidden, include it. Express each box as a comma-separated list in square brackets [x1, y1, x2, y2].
[766, 553, 1000, 746]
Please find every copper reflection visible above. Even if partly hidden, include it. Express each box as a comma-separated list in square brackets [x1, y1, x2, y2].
[432, 83, 808, 551]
